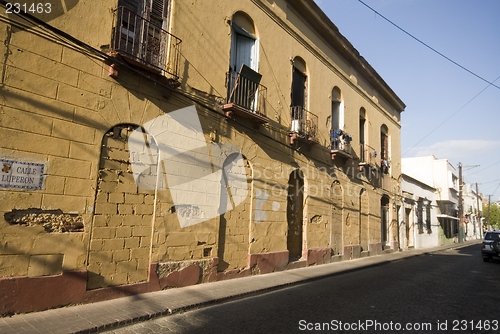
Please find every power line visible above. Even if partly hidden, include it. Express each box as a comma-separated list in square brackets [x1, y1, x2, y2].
[467, 159, 500, 176]
[358, 0, 500, 90]
[357, 0, 500, 181]
[480, 182, 500, 190]
[402, 74, 500, 157]
[492, 182, 500, 197]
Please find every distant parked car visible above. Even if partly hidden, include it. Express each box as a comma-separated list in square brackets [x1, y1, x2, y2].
[481, 231, 500, 262]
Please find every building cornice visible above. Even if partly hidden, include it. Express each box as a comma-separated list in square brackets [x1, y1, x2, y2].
[286, 0, 406, 113]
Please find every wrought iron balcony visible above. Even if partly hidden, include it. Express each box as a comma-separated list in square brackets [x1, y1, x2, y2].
[381, 158, 390, 174]
[331, 129, 352, 161]
[111, 7, 181, 79]
[289, 106, 318, 144]
[223, 67, 269, 125]
[359, 143, 377, 167]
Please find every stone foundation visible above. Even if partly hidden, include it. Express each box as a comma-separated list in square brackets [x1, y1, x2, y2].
[306, 247, 331, 266]
[248, 251, 289, 274]
[368, 243, 383, 256]
[342, 245, 362, 260]
[0, 245, 398, 314]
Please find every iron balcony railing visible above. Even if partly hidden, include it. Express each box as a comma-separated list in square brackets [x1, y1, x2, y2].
[226, 69, 267, 117]
[112, 7, 182, 78]
[359, 143, 377, 165]
[290, 106, 318, 141]
[331, 129, 351, 153]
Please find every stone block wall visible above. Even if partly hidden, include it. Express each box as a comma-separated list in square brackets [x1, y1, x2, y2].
[0, 1, 403, 314]
[87, 125, 155, 289]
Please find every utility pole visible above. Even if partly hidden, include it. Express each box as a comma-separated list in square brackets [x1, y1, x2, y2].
[476, 183, 482, 238]
[488, 195, 492, 231]
[456, 164, 479, 242]
[458, 163, 463, 243]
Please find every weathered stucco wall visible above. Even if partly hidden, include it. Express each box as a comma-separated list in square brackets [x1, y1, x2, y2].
[0, 0, 403, 314]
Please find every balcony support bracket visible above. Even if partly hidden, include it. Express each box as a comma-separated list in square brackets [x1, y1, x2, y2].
[108, 63, 119, 78]
[222, 103, 269, 127]
[331, 150, 352, 163]
[289, 132, 316, 147]
[106, 52, 181, 98]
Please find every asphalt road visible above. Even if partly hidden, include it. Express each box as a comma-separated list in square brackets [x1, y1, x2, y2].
[102, 244, 500, 333]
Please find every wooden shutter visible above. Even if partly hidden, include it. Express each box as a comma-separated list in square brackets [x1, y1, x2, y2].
[381, 132, 388, 160]
[119, 0, 142, 14]
[384, 135, 388, 159]
[144, 0, 169, 27]
[151, 0, 164, 19]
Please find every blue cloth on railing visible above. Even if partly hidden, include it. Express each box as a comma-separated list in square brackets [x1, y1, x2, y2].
[331, 129, 342, 138]
[331, 139, 340, 150]
[331, 129, 352, 143]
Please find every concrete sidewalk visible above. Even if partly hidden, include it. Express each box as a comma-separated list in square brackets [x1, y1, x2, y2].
[0, 240, 480, 334]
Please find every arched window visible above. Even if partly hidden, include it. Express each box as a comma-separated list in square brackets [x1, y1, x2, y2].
[227, 12, 260, 111]
[331, 87, 344, 132]
[229, 12, 258, 73]
[290, 57, 307, 133]
[291, 57, 307, 110]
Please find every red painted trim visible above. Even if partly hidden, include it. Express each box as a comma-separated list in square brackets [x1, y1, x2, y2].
[0, 264, 162, 314]
[248, 251, 289, 274]
[82, 263, 160, 304]
[0, 270, 87, 315]
[217, 268, 251, 281]
[306, 247, 331, 266]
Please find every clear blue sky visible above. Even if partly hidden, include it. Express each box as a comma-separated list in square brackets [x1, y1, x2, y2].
[317, 0, 500, 201]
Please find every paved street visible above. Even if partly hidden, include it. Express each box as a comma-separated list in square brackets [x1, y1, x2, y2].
[102, 244, 500, 333]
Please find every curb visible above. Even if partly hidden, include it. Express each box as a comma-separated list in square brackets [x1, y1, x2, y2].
[91, 240, 480, 334]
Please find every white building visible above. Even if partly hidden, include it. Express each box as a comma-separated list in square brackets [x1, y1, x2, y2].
[463, 183, 483, 240]
[401, 159, 438, 249]
[401, 156, 459, 248]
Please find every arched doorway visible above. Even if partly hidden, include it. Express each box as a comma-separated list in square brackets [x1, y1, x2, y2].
[381, 195, 390, 249]
[88, 124, 157, 289]
[330, 180, 343, 255]
[218, 152, 252, 271]
[287, 169, 304, 261]
[359, 187, 368, 251]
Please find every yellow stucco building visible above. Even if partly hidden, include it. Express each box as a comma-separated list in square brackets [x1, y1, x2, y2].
[0, 0, 404, 313]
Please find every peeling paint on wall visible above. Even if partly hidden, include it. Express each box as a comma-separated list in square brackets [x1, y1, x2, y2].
[157, 258, 217, 284]
[254, 189, 269, 223]
[4, 209, 84, 232]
